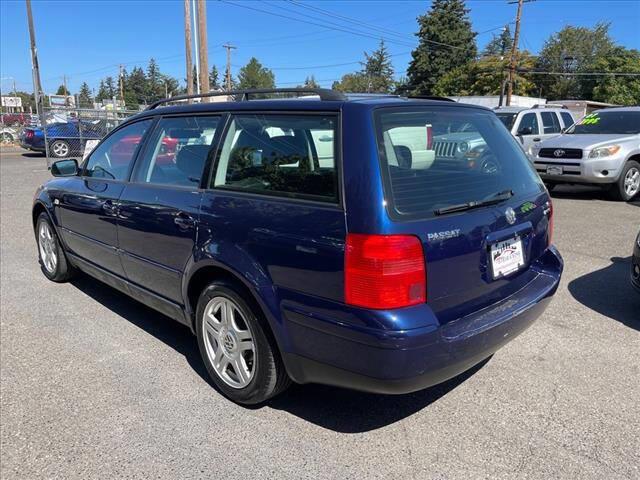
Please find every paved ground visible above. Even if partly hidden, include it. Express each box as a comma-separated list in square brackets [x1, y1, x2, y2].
[1, 146, 638, 479]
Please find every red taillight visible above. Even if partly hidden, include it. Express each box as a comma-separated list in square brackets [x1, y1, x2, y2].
[548, 200, 554, 246]
[26, 130, 34, 139]
[345, 234, 426, 309]
[426, 124, 433, 150]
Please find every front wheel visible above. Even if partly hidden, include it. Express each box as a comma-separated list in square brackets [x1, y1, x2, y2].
[608, 160, 640, 201]
[49, 139, 71, 158]
[36, 212, 75, 282]
[195, 282, 290, 404]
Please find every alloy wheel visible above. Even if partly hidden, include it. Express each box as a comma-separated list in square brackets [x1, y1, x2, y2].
[38, 222, 58, 274]
[624, 167, 640, 197]
[202, 296, 256, 389]
[52, 141, 70, 157]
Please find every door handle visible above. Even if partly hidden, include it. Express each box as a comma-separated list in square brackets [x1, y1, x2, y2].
[174, 212, 196, 229]
[102, 200, 118, 216]
[533, 138, 541, 142]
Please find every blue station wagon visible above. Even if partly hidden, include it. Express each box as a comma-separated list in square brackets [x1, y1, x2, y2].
[33, 89, 563, 404]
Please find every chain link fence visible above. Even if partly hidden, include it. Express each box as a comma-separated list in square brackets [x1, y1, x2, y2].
[40, 107, 138, 165]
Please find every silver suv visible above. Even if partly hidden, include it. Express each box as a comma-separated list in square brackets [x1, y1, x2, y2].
[530, 107, 640, 201]
[494, 105, 575, 153]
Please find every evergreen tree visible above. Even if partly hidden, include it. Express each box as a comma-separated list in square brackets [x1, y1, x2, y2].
[237, 58, 275, 90]
[210, 66, 221, 90]
[362, 40, 395, 93]
[332, 73, 368, 93]
[483, 25, 513, 57]
[146, 58, 164, 102]
[303, 75, 320, 89]
[77, 82, 93, 108]
[55, 84, 70, 96]
[125, 66, 147, 107]
[406, 0, 477, 95]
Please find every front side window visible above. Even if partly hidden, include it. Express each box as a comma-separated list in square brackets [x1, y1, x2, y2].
[541, 112, 561, 134]
[133, 116, 220, 187]
[517, 113, 539, 135]
[375, 107, 544, 218]
[212, 114, 338, 202]
[84, 120, 152, 180]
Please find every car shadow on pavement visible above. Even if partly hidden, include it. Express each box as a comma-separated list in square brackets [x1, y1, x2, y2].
[550, 184, 608, 201]
[568, 256, 640, 331]
[70, 273, 489, 432]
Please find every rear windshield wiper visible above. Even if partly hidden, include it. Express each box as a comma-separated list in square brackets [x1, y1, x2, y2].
[434, 189, 514, 216]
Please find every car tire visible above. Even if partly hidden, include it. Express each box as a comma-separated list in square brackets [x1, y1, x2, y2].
[195, 281, 291, 405]
[608, 160, 640, 201]
[35, 212, 75, 282]
[49, 140, 71, 158]
[0, 132, 14, 143]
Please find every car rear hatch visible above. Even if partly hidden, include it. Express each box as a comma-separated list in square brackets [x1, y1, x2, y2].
[374, 105, 552, 323]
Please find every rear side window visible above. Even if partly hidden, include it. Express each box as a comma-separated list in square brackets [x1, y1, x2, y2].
[375, 107, 544, 218]
[133, 116, 220, 187]
[212, 114, 338, 203]
[84, 119, 152, 180]
[560, 112, 574, 129]
[541, 112, 562, 134]
[517, 113, 539, 135]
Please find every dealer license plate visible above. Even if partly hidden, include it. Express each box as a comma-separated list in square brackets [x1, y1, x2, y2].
[546, 165, 563, 175]
[490, 237, 525, 279]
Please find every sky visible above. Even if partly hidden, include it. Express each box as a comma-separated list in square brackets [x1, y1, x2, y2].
[1, 0, 639, 96]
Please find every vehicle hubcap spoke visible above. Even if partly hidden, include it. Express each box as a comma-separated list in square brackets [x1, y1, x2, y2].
[38, 223, 57, 273]
[625, 168, 640, 195]
[202, 296, 255, 389]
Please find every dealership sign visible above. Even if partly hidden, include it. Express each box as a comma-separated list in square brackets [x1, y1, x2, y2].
[49, 95, 75, 107]
[1, 96, 22, 108]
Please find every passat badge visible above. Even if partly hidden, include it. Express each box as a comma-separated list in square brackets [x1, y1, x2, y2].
[505, 207, 516, 225]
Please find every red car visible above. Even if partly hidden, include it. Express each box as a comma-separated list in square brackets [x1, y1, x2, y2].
[109, 135, 179, 166]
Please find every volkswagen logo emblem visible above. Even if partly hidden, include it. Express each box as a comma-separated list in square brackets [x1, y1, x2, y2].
[553, 149, 565, 157]
[505, 207, 516, 225]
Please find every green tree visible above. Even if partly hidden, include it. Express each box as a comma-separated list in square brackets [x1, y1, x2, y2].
[55, 84, 70, 96]
[332, 73, 368, 92]
[362, 40, 395, 93]
[237, 57, 275, 90]
[483, 25, 513, 57]
[125, 66, 147, 107]
[534, 22, 616, 100]
[146, 58, 164, 102]
[77, 82, 93, 108]
[407, 0, 477, 95]
[210, 65, 221, 90]
[592, 47, 640, 105]
[300, 75, 320, 89]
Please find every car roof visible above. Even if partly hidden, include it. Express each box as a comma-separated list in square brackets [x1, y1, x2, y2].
[126, 95, 491, 123]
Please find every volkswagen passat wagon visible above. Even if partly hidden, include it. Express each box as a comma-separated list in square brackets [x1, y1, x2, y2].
[33, 89, 563, 404]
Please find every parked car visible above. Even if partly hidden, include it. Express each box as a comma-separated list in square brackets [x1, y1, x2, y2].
[32, 89, 562, 405]
[530, 107, 640, 201]
[0, 126, 17, 143]
[632, 230, 640, 293]
[20, 119, 108, 158]
[0, 112, 31, 127]
[494, 105, 575, 154]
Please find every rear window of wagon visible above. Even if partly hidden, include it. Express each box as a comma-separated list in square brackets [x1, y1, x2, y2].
[374, 106, 544, 219]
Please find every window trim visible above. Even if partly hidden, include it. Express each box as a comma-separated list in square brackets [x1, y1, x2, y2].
[206, 111, 343, 206]
[540, 111, 561, 135]
[129, 113, 224, 189]
[80, 117, 157, 183]
[516, 112, 540, 136]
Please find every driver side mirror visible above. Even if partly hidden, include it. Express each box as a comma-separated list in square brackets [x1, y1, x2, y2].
[51, 159, 79, 177]
[517, 126, 533, 136]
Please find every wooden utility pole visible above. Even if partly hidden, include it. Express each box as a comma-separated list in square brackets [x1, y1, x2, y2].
[119, 64, 125, 109]
[223, 43, 236, 91]
[196, 0, 209, 99]
[25, 0, 47, 155]
[506, 0, 533, 106]
[184, 0, 194, 99]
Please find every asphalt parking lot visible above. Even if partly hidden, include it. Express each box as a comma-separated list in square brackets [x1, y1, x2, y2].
[1, 145, 638, 479]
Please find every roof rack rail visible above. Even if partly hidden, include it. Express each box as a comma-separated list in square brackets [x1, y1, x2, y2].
[532, 103, 568, 109]
[407, 95, 456, 102]
[146, 88, 347, 110]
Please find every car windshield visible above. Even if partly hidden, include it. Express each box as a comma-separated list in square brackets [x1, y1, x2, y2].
[495, 112, 518, 129]
[566, 111, 640, 135]
[375, 107, 544, 218]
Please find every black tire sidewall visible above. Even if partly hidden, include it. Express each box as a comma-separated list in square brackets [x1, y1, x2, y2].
[195, 283, 279, 405]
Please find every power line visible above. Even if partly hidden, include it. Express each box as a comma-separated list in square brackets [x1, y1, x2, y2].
[518, 70, 640, 76]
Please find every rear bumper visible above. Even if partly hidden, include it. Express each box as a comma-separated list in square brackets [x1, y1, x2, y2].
[282, 246, 563, 394]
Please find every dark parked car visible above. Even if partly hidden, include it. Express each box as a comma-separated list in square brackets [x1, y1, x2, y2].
[20, 119, 107, 158]
[32, 89, 563, 405]
[632, 230, 640, 293]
